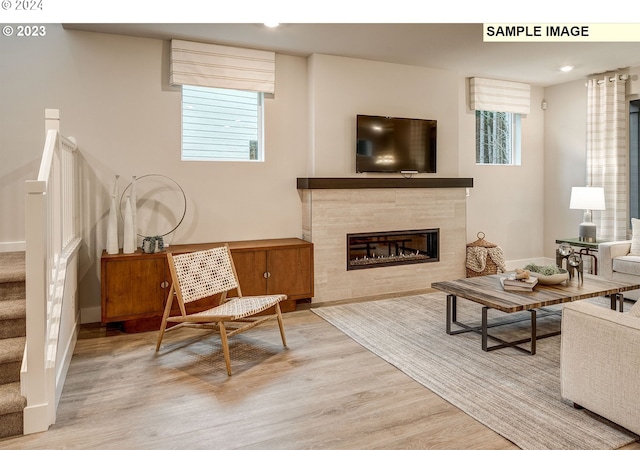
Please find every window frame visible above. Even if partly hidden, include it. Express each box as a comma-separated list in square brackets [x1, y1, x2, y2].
[180, 85, 265, 163]
[475, 110, 521, 166]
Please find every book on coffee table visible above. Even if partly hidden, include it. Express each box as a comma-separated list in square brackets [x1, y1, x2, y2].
[500, 276, 539, 291]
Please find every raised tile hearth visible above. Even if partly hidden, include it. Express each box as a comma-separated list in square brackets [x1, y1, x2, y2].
[299, 179, 469, 303]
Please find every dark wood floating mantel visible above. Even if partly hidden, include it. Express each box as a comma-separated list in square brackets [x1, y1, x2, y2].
[297, 177, 474, 190]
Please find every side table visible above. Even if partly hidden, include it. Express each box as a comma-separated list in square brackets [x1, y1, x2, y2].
[555, 238, 605, 275]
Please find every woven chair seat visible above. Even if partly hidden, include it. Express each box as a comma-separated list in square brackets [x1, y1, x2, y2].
[190, 294, 286, 320]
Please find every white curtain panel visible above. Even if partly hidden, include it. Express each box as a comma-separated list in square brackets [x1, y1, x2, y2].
[586, 75, 628, 241]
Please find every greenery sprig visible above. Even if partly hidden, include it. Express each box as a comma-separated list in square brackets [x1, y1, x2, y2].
[523, 263, 566, 276]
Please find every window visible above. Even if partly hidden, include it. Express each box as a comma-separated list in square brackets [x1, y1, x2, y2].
[181, 85, 264, 162]
[475, 110, 521, 165]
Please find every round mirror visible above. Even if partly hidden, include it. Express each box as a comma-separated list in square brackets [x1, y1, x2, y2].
[119, 174, 187, 238]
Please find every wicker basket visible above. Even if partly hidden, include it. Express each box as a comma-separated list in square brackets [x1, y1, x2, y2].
[466, 232, 499, 278]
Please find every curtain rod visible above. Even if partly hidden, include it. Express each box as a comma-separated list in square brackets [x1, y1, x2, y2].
[596, 74, 629, 84]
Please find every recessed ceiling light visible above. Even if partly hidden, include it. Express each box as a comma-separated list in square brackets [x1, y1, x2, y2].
[264, 22, 280, 28]
[560, 65, 574, 72]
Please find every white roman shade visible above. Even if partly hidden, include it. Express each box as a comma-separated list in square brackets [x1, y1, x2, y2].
[469, 77, 530, 115]
[170, 39, 275, 94]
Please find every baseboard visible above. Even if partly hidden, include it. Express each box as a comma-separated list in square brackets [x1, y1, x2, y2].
[0, 241, 26, 252]
[23, 402, 50, 435]
[80, 306, 101, 324]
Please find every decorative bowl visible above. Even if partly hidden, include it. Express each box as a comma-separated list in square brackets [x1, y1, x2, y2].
[529, 269, 570, 285]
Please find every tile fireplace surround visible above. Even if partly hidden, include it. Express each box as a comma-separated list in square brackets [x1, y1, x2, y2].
[298, 178, 472, 303]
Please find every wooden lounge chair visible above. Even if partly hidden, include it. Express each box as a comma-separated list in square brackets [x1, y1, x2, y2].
[155, 244, 287, 375]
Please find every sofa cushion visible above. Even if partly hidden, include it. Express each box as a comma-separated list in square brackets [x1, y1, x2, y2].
[612, 255, 640, 276]
[560, 301, 640, 435]
[630, 218, 640, 255]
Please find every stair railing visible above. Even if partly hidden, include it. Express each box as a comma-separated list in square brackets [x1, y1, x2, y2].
[23, 109, 81, 434]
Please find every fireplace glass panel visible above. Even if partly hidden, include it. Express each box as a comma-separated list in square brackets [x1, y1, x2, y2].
[347, 229, 439, 270]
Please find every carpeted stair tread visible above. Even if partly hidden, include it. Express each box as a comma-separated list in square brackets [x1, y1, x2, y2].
[0, 318, 26, 341]
[0, 281, 26, 302]
[0, 382, 25, 416]
[0, 336, 26, 365]
[0, 336, 25, 384]
[0, 299, 26, 321]
[0, 252, 25, 284]
[0, 411, 23, 439]
[0, 319, 25, 341]
[0, 381, 26, 438]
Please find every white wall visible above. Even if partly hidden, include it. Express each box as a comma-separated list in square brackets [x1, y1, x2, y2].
[0, 25, 309, 319]
[543, 79, 588, 258]
[307, 54, 459, 176]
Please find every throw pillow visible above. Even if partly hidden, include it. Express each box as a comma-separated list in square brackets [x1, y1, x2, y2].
[631, 218, 640, 256]
[630, 299, 640, 317]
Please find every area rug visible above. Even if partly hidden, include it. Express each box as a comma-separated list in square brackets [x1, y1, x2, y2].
[312, 293, 638, 450]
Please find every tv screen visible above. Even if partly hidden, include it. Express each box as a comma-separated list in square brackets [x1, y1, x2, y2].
[356, 114, 437, 173]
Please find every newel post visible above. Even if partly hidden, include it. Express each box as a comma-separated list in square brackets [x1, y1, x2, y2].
[45, 108, 60, 133]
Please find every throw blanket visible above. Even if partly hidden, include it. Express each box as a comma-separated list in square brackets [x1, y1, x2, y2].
[466, 246, 507, 273]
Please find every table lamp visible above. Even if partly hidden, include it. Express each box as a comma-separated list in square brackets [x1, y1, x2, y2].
[569, 186, 606, 242]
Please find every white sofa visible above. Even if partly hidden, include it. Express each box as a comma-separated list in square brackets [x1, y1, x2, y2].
[598, 240, 640, 300]
[560, 301, 640, 435]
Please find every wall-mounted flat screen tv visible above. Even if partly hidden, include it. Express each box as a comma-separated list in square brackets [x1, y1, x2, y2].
[356, 114, 437, 173]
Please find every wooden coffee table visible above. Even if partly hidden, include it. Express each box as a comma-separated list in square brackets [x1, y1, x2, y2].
[431, 273, 640, 355]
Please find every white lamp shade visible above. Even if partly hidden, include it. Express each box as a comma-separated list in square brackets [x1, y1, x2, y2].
[569, 187, 606, 210]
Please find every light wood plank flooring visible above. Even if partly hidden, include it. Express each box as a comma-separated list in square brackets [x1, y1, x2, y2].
[2, 302, 639, 449]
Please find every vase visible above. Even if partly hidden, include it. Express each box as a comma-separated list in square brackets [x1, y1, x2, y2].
[106, 195, 119, 254]
[130, 175, 137, 248]
[112, 174, 119, 197]
[123, 195, 135, 254]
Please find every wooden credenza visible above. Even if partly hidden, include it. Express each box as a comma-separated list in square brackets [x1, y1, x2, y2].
[101, 238, 314, 332]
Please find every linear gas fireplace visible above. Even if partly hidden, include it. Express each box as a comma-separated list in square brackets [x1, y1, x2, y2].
[347, 229, 439, 270]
